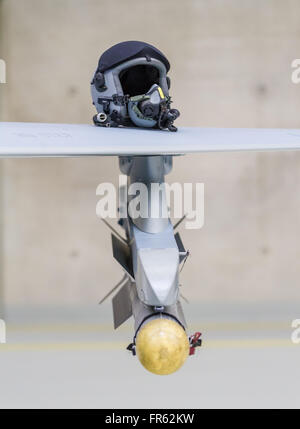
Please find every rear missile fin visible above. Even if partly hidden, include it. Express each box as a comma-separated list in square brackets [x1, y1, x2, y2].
[98, 273, 127, 305]
[173, 214, 187, 231]
[180, 251, 190, 272]
[111, 234, 134, 279]
[100, 217, 128, 245]
[180, 293, 189, 304]
[112, 280, 133, 329]
[174, 232, 186, 263]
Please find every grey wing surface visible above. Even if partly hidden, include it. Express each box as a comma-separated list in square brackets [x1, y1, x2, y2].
[1, 122, 300, 157]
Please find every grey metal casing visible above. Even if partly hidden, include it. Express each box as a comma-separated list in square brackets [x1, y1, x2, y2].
[130, 220, 179, 306]
[119, 155, 180, 307]
[120, 155, 172, 234]
[128, 280, 187, 336]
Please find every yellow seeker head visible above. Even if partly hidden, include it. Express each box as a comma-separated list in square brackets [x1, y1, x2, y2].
[136, 317, 189, 375]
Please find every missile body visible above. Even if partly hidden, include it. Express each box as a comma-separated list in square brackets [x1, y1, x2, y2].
[109, 155, 198, 374]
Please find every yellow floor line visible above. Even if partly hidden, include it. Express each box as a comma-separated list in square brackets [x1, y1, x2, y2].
[0, 341, 127, 352]
[0, 338, 297, 352]
[5, 320, 291, 334]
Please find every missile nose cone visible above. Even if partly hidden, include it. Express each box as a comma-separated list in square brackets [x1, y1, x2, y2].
[136, 318, 190, 375]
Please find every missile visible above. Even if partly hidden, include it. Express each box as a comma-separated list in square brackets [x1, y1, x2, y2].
[100, 156, 202, 375]
[112, 278, 193, 375]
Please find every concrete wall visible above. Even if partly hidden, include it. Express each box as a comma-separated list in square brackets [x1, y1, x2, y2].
[1, 0, 300, 307]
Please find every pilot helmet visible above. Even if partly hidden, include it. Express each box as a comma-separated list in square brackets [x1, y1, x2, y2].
[91, 41, 180, 132]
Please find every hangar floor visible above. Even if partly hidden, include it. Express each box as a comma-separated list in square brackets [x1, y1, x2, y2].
[0, 302, 299, 409]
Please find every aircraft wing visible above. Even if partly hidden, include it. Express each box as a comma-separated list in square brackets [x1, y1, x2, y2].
[1, 122, 300, 157]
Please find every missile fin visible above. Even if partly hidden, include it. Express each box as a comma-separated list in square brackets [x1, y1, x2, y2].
[112, 280, 133, 329]
[111, 234, 134, 278]
[174, 232, 186, 263]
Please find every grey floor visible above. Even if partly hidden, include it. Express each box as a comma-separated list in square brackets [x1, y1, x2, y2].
[0, 302, 299, 409]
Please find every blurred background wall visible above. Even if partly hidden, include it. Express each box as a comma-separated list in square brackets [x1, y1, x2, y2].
[0, 0, 300, 310]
